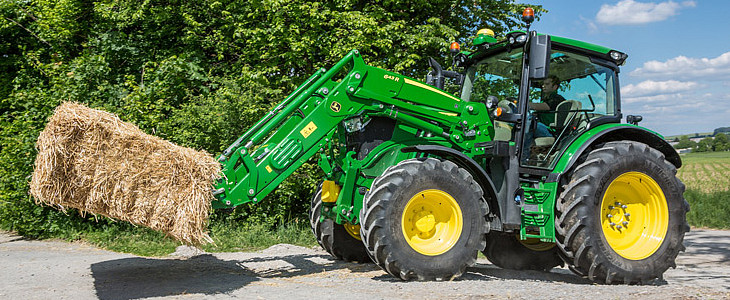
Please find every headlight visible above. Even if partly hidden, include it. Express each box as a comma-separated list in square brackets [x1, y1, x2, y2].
[609, 50, 628, 65]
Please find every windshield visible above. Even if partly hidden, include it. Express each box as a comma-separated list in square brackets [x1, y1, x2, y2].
[461, 49, 523, 103]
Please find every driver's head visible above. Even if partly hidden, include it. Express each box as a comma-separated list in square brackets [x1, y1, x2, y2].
[542, 75, 560, 93]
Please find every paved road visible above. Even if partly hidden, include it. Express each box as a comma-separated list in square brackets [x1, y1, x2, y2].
[1, 229, 728, 299]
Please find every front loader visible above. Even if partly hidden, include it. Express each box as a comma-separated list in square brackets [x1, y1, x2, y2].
[212, 9, 689, 284]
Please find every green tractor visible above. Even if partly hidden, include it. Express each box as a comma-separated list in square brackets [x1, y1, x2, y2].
[211, 10, 688, 284]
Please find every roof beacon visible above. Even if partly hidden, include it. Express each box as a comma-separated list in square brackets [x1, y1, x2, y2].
[522, 7, 535, 31]
[450, 42, 460, 54]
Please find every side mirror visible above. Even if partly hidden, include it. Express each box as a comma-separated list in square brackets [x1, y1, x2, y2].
[485, 95, 499, 109]
[528, 32, 550, 80]
[426, 57, 444, 89]
[426, 57, 464, 90]
[627, 115, 643, 125]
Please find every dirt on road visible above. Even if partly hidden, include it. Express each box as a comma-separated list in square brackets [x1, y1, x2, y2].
[1, 229, 728, 300]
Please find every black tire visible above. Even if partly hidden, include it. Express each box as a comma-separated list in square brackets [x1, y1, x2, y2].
[556, 141, 689, 284]
[360, 158, 489, 281]
[483, 232, 563, 271]
[309, 184, 371, 263]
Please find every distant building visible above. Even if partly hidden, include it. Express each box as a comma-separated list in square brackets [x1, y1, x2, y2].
[676, 148, 692, 154]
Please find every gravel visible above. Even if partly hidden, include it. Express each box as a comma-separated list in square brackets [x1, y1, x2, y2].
[1, 229, 728, 299]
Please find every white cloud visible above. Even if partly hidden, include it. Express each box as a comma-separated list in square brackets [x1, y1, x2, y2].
[596, 0, 696, 25]
[631, 52, 730, 80]
[579, 15, 599, 33]
[622, 92, 730, 135]
[622, 80, 699, 98]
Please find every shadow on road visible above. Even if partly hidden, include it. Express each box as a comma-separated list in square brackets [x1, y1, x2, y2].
[90, 228, 730, 299]
[91, 252, 376, 300]
[681, 230, 730, 266]
[369, 263, 593, 284]
[0, 236, 26, 244]
[465, 264, 593, 284]
[92, 254, 256, 300]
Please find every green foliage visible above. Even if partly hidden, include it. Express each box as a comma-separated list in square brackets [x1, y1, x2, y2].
[713, 133, 729, 151]
[203, 221, 317, 253]
[684, 189, 730, 229]
[1, 0, 542, 239]
[694, 137, 713, 152]
[677, 151, 730, 229]
[673, 135, 696, 149]
[81, 221, 317, 256]
[713, 126, 730, 136]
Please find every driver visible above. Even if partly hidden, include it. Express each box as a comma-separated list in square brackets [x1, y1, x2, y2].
[523, 75, 565, 160]
[536, 75, 565, 126]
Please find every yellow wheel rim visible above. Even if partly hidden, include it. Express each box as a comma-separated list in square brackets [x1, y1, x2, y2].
[600, 172, 668, 260]
[343, 223, 361, 240]
[401, 189, 463, 256]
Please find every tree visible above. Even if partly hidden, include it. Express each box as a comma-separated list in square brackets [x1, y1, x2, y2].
[674, 135, 696, 150]
[713, 133, 729, 151]
[1, 0, 545, 235]
[695, 137, 713, 152]
[713, 127, 730, 136]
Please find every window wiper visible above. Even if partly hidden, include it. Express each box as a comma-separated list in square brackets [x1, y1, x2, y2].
[589, 74, 606, 92]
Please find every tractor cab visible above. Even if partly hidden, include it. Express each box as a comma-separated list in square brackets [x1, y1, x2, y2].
[456, 29, 627, 171]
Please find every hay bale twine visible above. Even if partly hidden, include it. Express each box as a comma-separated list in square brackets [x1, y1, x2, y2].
[30, 102, 220, 245]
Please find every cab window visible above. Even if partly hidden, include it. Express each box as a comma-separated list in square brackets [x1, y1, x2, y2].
[461, 49, 524, 141]
[521, 49, 618, 168]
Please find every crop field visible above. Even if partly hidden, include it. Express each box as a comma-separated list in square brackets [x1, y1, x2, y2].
[678, 152, 730, 193]
[677, 152, 730, 228]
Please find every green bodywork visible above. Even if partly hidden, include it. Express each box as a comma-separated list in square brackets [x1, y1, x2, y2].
[212, 49, 495, 225]
[211, 31, 673, 243]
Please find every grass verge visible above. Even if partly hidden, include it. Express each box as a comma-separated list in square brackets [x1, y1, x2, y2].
[66, 220, 318, 257]
[684, 188, 730, 229]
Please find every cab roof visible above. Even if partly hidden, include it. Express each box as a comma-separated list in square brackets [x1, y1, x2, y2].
[507, 30, 613, 54]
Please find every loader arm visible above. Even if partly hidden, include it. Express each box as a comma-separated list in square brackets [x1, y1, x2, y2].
[212, 50, 495, 209]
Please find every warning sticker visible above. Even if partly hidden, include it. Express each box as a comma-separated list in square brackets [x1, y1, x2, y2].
[300, 121, 317, 138]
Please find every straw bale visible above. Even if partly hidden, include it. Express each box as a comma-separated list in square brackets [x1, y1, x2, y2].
[30, 102, 220, 244]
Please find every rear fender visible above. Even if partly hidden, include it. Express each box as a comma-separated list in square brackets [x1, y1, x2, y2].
[551, 124, 681, 182]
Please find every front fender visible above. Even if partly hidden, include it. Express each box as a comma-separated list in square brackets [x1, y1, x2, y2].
[401, 145, 499, 212]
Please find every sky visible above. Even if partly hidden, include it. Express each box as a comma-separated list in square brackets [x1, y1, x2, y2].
[518, 0, 730, 136]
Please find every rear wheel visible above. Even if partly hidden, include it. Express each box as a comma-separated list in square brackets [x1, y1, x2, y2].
[483, 232, 563, 271]
[309, 184, 371, 262]
[556, 141, 689, 284]
[360, 158, 489, 280]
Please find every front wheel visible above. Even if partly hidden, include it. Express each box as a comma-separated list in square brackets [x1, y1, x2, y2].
[309, 184, 371, 263]
[360, 158, 489, 281]
[556, 141, 689, 284]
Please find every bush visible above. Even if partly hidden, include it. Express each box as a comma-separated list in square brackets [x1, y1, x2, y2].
[684, 189, 730, 229]
[1, 0, 541, 240]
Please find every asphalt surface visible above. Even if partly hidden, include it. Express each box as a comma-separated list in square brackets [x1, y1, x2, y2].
[1, 229, 728, 299]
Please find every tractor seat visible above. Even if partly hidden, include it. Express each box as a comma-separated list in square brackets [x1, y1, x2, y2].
[533, 100, 582, 148]
[551, 100, 582, 130]
[534, 136, 555, 147]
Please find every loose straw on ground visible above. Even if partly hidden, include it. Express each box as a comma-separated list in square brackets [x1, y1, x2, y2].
[30, 102, 220, 244]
